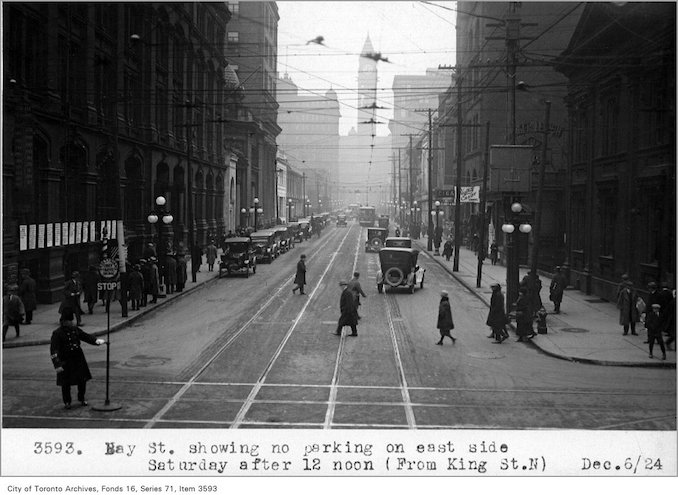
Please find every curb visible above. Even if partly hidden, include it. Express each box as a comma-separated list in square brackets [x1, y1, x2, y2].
[414, 242, 676, 369]
[2, 273, 222, 349]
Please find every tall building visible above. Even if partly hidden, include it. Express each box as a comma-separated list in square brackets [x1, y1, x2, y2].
[276, 73, 340, 211]
[3, 2, 236, 302]
[224, 0, 281, 230]
[357, 34, 378, 137]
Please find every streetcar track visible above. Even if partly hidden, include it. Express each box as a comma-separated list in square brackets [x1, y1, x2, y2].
[142, 224, 355, 429]
[229, 224, 355, 428]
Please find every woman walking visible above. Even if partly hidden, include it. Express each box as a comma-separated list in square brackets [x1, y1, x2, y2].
[436, 290, 456, 345]
[515, 287, 535, 342]
[50, 308, 104, 409]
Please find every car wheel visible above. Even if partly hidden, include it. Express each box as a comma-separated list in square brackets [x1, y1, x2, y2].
[384, 267, 405, 287]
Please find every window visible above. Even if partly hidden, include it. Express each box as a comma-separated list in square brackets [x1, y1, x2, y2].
[597, 186, 617, 257]
[601, 95, 619, 155]
[229, 1, 240, 16]
[228, 31, 239, 43]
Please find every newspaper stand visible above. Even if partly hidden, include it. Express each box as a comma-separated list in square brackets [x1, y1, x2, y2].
[91, 259, 122, 412]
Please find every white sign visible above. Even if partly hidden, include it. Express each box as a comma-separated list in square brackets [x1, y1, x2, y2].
[37, 224, 45, 249]
[54, 223, 61, 247]
[19, 225, 27, 251]
[97, 281, 120, 291]
[46, 223, 53, 248]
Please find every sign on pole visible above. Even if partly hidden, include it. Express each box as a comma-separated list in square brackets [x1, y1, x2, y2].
[489, 145, 534, 193]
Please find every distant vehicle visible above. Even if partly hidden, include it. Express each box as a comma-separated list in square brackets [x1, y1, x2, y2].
[365, 227, 388, 252]
[358, 206, 376, 227]
[219, 237, 257, 277]
[378, 215, 390, 229]
[336, 214, 348, 227]
[297, 220, 311, 241]
[348, 203, 360, 220]
[385, 237, 412, 248]
[376, 247, 425, 294]
[272, 226, 291, 253]
[286, 222, 300, 246]
[250, 230, 278, 263]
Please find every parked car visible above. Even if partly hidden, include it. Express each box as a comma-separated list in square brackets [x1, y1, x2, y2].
[287, 222, 300, 247]
[273, 226, 291, 253]
[365, 227, 388, 252]
[384, 237, 412, 248]
[250, 230, 279, 263]
[219, 237, 257, 277]
[376, 247, 425, 293]
[336, 214, 348, 227]
[298, 220, 311, 240]
[378, 215, 390, 229]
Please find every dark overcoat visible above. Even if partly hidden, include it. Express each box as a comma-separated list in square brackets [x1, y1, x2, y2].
[127, 271, 144, 299]
[645, 310, 663, 337]
[515, 294, 533, 337]
[164, 256, 177, 285]
[50, 324, 98, 386]
[486, 291, 508, 329]
[549, 273, 566, 303]
[81, 269, 99, 304]
[18, 275, 37, 312]
[176, 257, 188, 285]
[3, 294, 25, 325]
[294, 260, 306, 286]
[59, 278, 83, 316]
[338, 288, 358, 327]
[617, 286, 639, 326]
[437, 296, 454, 332]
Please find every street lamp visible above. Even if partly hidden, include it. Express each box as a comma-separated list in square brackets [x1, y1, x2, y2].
[147, 196, 173, 298]
[240, 207, 248, 229]
[502, 201, 532, 314]
[430, 200, 444, 255]
[287, 198, 293, 223]
[253, 197, 261, 232]
[410, 201, 421, 239]
[305, 198, 311, 217]
[318, 199, 322, 212]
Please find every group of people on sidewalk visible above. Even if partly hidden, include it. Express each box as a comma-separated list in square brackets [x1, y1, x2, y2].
[2, 268, 37, 342]
[616, 275, 675, 360]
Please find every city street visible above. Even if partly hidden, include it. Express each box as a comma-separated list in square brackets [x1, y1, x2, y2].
[3, 223, 675, 429]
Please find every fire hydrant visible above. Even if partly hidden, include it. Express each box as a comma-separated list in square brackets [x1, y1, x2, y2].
[536, 306, 548, 334]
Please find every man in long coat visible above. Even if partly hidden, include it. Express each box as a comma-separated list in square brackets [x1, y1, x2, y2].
[335, 281, 358, 336]
[292, 254, 307, 295]
[3, 285, 25, 341]
[549, 266, 567, 314]
[81, 265, 99, 315]
[486, 283, 509, 343]
[164, 254, 177, 294]
[18, 268, 37, 324]
[148, 257, 160, 303]
[176, 255, 188, 292]
[617, 280, 640, 335]
[127, 265, 144, 310]
[59, 271, 84, 325]
[645, 303, 666, 360]
[346, 272, 367, 319]
[50, 307, 104, 409]
[436, 290, 455, 345]
[205, 240, 218, 272]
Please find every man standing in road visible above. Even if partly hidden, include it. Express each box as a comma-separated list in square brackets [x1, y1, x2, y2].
[346, 272, 367, 319]
[292, 254, 307, 295]
[436, 290, 455, 345]
[335, 280, 358, 337]
[205, 239, 218, 272]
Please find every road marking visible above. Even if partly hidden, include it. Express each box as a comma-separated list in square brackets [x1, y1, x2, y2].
[384, 295, 417, 429]
[230, 225, 355, 428]
[143, 225, 353, 429]
[323, 227, 363, 428]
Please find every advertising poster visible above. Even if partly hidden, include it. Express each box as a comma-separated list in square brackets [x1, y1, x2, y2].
[68, 222, 76, 245]
[18, 225, 27, 251]
[46, 223, 53, 248]
[37, 224, 45, 249]
[82, 221, 89, 244]
[28, 224, 36, 250]
[90, 220, 96, 241]
[54, 222, 61, 247]
[62, 221, 69, 245]
[75, 221, 82, 244]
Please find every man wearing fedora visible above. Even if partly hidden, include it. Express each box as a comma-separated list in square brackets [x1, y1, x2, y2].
[487, 283, 509, 343]
[292, 254, 307, 295]
[645, 303, 666, 360]
[335, 280, 358, 337]
[436, 290, 455, 345]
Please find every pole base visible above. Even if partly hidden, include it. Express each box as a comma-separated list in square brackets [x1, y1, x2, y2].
[91, 401, 122, 412]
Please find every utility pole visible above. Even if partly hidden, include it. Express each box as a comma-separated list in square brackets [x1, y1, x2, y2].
[409, 135, 414, 229]
[426, 109, 434, 252]
[477, 121, 491, 288]
[530, 100, 551, 279]
[302, 172, 306, 217]
[453, 76, 463, 271]
[398, 148, 402, 226]
[186, 103, 196, 283]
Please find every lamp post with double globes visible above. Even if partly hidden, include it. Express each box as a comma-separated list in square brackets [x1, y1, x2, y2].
[410, 201, 421, 239]
[287, 198, 293, 223]
[502, 201, 532, 314]
[430, 200, 443, 255]
[240, 207, 248, 231]
[147, 196, 174, 298]
[253, 197, 262, 232]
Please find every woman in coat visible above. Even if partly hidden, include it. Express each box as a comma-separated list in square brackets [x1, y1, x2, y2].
[436, 290, 455, 345]
[50, 307, 104, 409]
[486, 283, 509, 343]
[617, 280, 640, 335]
[18, 268, 37, 324]
[176, 255, 188, 292]
[515, 287, 535, 342]
[292, 254, 307, 295]
[549, 266, 566, 314]
[164, 254, 177, 295]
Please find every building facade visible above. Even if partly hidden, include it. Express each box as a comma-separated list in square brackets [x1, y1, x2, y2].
[556, 2, 676, 298]
[3, 2, 239, 302]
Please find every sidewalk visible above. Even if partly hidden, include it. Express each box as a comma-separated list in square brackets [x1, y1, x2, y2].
[413, 238, 675, 368]
[2, 258, 221, 349]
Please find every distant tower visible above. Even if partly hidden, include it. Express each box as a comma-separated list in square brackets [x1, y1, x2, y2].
[357, 34, 378, 136]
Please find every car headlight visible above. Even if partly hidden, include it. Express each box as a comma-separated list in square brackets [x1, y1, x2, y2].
[266, 248, 271, 252]
[244, 260, 249, 264]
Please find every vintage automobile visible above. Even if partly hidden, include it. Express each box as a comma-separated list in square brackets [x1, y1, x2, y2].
[378, 215, 390, 229]
[376, 247, 425, 293]
[365, 227, 388, 252]
[336, 214, 348, 227]
[384, 237, 413, 248]
[219, 237, 257, 277]
[250, 229, 279, 263]
[273, 226, 291, 253]
[286, 222, 300, 247]
[297, 220, 311, 240]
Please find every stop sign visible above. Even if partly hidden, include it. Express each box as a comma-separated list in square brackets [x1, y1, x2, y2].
[99, 258, 119, 280]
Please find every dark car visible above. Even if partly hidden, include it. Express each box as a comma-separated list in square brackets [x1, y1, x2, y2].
[336, 214, 347, 227]
[273, 226, 291, 253]
[376, 247, 425, 293]
[287, 222, 300, 247]
[378, 216, 390, 229]
[219, 237, 257, 277]
[384, 237, 413, 248]
[365, 227, 388, 252]
[250, 230, 279, 263]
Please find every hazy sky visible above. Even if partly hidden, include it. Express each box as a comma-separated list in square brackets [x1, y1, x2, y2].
[276, 1, 457, 136]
